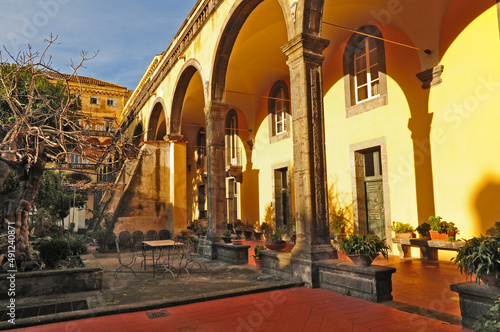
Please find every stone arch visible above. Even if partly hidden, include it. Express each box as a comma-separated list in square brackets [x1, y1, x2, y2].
[211, 0, 293, 101]
[132, 121, 144, 146]
[146, 98, 167, 141]
[170, 59, 207, 137]
[439, 0, 496, 60]
[296, 0, 325, 35]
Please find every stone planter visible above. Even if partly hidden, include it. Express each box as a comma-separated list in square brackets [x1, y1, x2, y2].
[318, 259, 396, 303]
[213, 242, 250, 265]
[264, 241, 287, 251]
[480, 272, 500, 287]
[221, 236, 233, 243]
[450, 282, 500, 329]
[0, 254, 102, 299]
[244, 230, 253, 241]
[347, 254, 376, 267]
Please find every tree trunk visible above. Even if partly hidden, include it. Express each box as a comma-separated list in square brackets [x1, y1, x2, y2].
[7, 156, 46, 262]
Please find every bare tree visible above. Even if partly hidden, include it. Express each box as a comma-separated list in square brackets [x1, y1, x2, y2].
[0, 36, 137, 264]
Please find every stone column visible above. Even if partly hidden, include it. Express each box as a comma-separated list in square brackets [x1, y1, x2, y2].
[282, 33, 337, 287]
[204, 100, 229, 259]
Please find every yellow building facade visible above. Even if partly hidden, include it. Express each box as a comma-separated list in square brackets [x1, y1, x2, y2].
[115, 0, 500, 284]
[46, 72, 132, 230]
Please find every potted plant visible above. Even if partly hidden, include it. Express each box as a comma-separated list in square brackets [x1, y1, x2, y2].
[253, 223, 263, 240]
[91, 229, 106, 247]
[180, 229, 191, 237]
[330, 207, 349, 234]
[444, 222, 459, 241]
[232, 233, 244, 245]
[253, 244, 265, 270]
[264, 226, 287, 251]
[388, 221, 415, 239]
[221, 229, 233, 243]
[244, 222, 253, 240]
[416, 222, 431, 238]
[234, 220, 244, 236]
[451, 234, 500, 286]
[428, 216, 449, 240]
[338, 233, 390, 267]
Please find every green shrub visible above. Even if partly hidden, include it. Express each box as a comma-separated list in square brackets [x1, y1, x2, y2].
[254, 244, 266, 259]
[63, 234, 89, 256]
[474, 297, 500, 331]
[451, 235, 500, 283]
[38, 238, 70, 269]
[388, 222, 415, 233]
[416, 222, 431, 237]
[32, 220, 64, 238]
[339, 233, 390, 259]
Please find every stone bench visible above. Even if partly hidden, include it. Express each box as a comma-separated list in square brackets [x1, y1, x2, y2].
[393, 238, 464, 261]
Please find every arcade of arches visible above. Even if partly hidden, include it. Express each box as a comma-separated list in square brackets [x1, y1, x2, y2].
[112, 0, 500, 286]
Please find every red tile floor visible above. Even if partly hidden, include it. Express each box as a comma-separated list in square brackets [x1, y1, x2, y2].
[13, 287, 467, 332]
[13, 240, 470, 331]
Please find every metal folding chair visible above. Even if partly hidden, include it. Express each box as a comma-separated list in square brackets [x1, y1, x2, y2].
[114, 238, 136, 278]
[162, 241, 189, 280]
[185, 236, 208, 272]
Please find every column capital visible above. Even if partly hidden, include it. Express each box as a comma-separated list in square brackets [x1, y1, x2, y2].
[416, 65, 444, 90]
[281, 33, 330, 64]
[205, 100, 230, 118]
[164, 134, 184, 142]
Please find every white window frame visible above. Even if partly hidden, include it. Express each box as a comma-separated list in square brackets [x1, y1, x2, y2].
[354, 37, 380, 104]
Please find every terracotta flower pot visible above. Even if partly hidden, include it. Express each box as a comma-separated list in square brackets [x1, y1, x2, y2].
[395, 232, 415, 239]
[347, 254, 376, 267]
[264, 241, 287, 251]
[429, 230, 448, 241]
[254, 259, 262, 270]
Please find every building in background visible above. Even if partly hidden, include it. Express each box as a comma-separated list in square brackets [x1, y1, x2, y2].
[45, 72, 132, 231]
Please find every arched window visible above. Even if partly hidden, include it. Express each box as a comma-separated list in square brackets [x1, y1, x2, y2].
[196, 127, 206, 169]
[344, 26, 387, 117]
[225, 110, 238, 166]
[268, 81, 290, 143]
[132, 122, 143, 146]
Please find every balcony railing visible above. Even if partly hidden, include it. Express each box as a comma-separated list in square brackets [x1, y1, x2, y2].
[82, 129, 114, 137]
[68, 163, 96, 170]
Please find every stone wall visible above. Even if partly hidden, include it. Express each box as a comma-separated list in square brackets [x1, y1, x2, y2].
[317, 259, 396, 303]
[0, 254, 102, 299]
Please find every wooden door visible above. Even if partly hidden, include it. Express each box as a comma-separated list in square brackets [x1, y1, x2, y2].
[363, 149, 385, 239]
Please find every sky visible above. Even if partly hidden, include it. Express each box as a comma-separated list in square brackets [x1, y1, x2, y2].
[0, 0, 199, 90]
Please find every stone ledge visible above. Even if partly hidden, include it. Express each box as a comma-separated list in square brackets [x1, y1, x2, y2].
[213, 243, 250, 265]
[450, 281, 500, 329]
[317, 259, 396, 303]
[0, 254, 103, 300]
[261, 251, 294, 281]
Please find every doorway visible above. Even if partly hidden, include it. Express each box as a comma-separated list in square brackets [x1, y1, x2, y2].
[352, 140, 390, 239]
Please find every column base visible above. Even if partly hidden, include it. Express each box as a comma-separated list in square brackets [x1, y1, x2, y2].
[292, 244, 337, 288]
